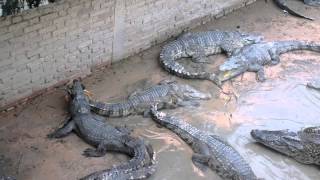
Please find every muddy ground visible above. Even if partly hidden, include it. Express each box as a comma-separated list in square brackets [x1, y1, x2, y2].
[1, 0, 320, 179]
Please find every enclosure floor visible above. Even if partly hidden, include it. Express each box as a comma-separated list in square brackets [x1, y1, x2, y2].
[1, 1, 320, 179]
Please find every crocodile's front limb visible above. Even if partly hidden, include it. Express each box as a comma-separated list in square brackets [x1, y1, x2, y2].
[47, 118, 75, 138]
[248, 64, 266, 82]
[187, 45, 210, 63]
[268, 49, 281, 65]
[83, 139, 128, 157]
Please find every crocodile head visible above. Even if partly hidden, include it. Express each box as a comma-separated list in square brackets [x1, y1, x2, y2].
[239, 32, 264, 45]
[68, 79, 90, 114]
[251, 129, 320, 165]
[171, 82, 211, 100]
[216, 57, 248, 83]
[251, 129, 304, 157]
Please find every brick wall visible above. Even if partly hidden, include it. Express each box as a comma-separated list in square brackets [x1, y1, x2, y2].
[0, 0, 256, 110]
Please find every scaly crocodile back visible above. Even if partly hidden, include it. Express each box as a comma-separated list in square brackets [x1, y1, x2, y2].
[89, 83, 172, 117]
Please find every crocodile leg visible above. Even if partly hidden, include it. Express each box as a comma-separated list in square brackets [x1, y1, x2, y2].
[115, 125, 133, 135]
[189, 45, 210, 63]
[83, 140, 127, 157]
[249, 64, 266, 82]
[192, 141, 211, 171]
[47, 118, 75, 138]
[268, 49, 280, 65]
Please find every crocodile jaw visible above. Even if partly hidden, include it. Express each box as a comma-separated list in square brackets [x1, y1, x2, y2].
[251, 129, 300, 157]
[217, 63, 248, 82]
[176, 84, 212, 100]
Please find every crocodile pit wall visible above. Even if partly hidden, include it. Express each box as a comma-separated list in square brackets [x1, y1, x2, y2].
[0, 0, 256, 110]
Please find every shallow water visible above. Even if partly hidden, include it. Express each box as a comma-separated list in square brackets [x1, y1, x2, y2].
[1, 1, 320, 180]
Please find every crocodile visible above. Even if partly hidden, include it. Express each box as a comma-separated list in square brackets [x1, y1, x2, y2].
[216, 40, 320, 84]
[159, 30, 263, 83]
[47, 80, 156, 180]
[251, 127, 320, 165]
[273, 0, 314, 20]
[89, 80, 211, 117]
[150, 104, 259, 180]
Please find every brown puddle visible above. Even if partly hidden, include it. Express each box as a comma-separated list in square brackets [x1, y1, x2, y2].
[1, 1, 320, 180]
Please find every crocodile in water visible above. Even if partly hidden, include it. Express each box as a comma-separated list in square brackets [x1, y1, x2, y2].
[251, 127, 320, 165]
[89, 80, 211, 117]
[150, 104, 259, 179]
[217, 40, 320, 84]
[48, 80, 156, 180]
[159, 30, 263, 83]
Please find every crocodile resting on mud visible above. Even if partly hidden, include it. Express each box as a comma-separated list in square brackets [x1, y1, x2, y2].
[251, 127, 320, 165]
[150, 104, 259, 179]
[217, 40, 320, 84]
[273, 0, 316, 21]
[159, 30, 263, 83]
[48, 80, 156, 180]
[89, 80, 211, 117]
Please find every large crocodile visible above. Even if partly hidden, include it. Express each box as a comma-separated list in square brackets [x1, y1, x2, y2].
[159, 30, 263, 83]
[273, 0, 314, 20]
[216, 40, 320, 84]
[89, 80, 211, 117]
[48, 80, 156, 180]
[251, 127, 320, 165]
[150, 104, 259, 180]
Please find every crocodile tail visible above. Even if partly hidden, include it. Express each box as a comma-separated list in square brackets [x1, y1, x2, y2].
[274, 0, 314, 20]
[160, 42, 212, 80]
[275, 40, 320, 54]
[81, 137, 157, 180]
[88, 99, 132, 117]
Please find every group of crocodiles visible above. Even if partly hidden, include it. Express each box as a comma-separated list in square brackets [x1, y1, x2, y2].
[44, 26, 320, 180]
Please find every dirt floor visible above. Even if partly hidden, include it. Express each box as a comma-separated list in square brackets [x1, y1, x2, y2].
[1, 0, 320, 179]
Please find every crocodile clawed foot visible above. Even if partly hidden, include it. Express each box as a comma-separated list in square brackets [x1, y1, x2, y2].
[83, 148, 104, 157]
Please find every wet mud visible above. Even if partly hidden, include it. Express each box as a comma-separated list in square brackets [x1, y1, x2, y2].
[1, 0, 320, 179]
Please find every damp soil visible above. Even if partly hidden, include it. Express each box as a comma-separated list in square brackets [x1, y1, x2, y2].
[1, 1, 320, 179]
